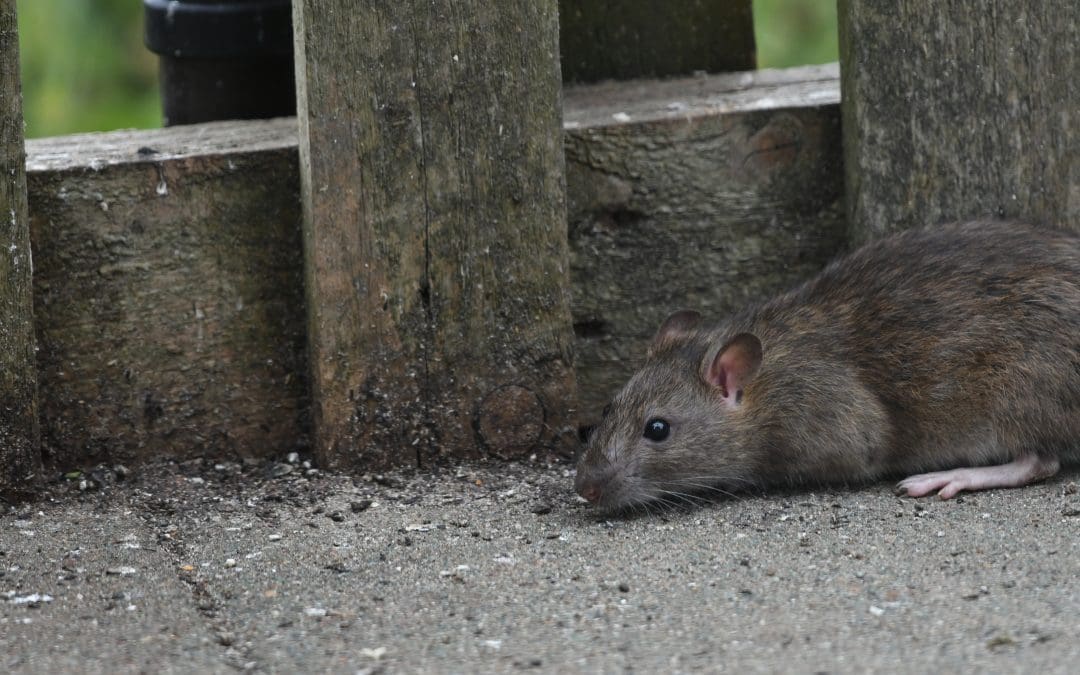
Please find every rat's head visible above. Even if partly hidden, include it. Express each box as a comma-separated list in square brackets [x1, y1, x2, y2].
[574, 310, 763, 512]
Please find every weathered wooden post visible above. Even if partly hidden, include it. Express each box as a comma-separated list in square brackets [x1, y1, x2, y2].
[839, 1, 1079, 240]
[292, 1, 578, 468]
[1, 0, 42, 498]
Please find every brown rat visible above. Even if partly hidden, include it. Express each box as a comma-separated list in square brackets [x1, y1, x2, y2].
[575, 220, 1080, 511]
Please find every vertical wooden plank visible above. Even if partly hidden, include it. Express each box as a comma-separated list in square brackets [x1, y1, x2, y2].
[839, 1, 1080, 241]
[559, 0, 756, 83]
[0, 0, 42, 499]
[293, 1, 577, 469]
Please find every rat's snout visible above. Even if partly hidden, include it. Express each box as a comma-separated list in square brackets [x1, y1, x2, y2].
[574, 461, 611, 504]
[578, 480, 602, 503]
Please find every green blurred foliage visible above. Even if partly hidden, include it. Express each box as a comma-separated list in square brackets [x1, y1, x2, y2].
[17, 0, 160, 138]
[753, 0, 839, 68]
[15, 0, 837, 139]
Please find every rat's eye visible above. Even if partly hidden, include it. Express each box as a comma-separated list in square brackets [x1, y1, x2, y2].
[643, 418, 670, 442]
[601, 403, 612, 418]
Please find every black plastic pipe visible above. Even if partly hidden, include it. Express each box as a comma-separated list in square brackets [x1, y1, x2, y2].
[144, 0, 294, 126]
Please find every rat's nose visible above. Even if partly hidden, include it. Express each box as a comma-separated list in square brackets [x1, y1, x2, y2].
[578, 481, 602, 503]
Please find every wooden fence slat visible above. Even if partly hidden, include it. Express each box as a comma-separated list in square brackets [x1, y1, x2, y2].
[839, 0, 1080, 240]
[1, 0, 42, 499]
[293, 1, 578, 468]
[559, 0, 755, 82]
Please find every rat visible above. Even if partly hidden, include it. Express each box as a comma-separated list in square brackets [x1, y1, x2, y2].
[575, 220, 1080, 512]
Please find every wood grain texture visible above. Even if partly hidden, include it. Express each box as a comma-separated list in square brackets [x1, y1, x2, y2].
[563, 67, 847, 421]
[1, 0, 42, 499]
[26, 119, 308, 470]
[559, 0, 755, 82]
[839, 0, 1080, 241]
[294, 1, 578, 469]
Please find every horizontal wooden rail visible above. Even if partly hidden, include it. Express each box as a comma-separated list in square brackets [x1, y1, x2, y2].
[25, 65, 841, 469]
[27, 120, 308, 469]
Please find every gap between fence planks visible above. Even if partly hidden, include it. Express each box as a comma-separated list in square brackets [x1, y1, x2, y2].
[559, 0, 755, 83]
[564, 65, 844, 419]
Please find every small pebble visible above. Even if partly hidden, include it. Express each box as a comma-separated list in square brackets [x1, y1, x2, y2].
[225, 558, 237, 568]
[106, 566, 137, 576]
[270, 463, 293, 478]
[286, 452, 300, 464]
[268, 533, 283, 541]
[618, 582, 630, 593]
[11, 593, 53, 605]
[350, 500, 373, 513]
[372, 474, 402, 488]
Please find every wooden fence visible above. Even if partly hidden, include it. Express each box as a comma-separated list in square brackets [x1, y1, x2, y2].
[2, 0, 1076, 498]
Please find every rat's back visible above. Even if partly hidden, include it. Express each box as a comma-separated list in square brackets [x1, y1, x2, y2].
[753, 220, 1080, 492]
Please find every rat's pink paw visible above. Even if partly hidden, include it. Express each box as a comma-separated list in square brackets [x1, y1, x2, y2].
[896, 470, 970, 499]
[896, 455, 1060, 499]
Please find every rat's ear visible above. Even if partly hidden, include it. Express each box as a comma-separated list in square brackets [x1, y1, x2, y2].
[649, 310, 702, 356]
[705, 333, 762, 407]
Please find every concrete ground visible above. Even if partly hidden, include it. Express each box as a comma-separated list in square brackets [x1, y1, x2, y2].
[3, 455, 1079, 674]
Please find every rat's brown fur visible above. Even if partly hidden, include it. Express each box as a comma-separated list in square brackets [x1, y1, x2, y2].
[576, 221, 1080, 511]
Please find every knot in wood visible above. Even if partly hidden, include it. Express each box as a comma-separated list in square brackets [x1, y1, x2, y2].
[475, 384, 545, 459]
